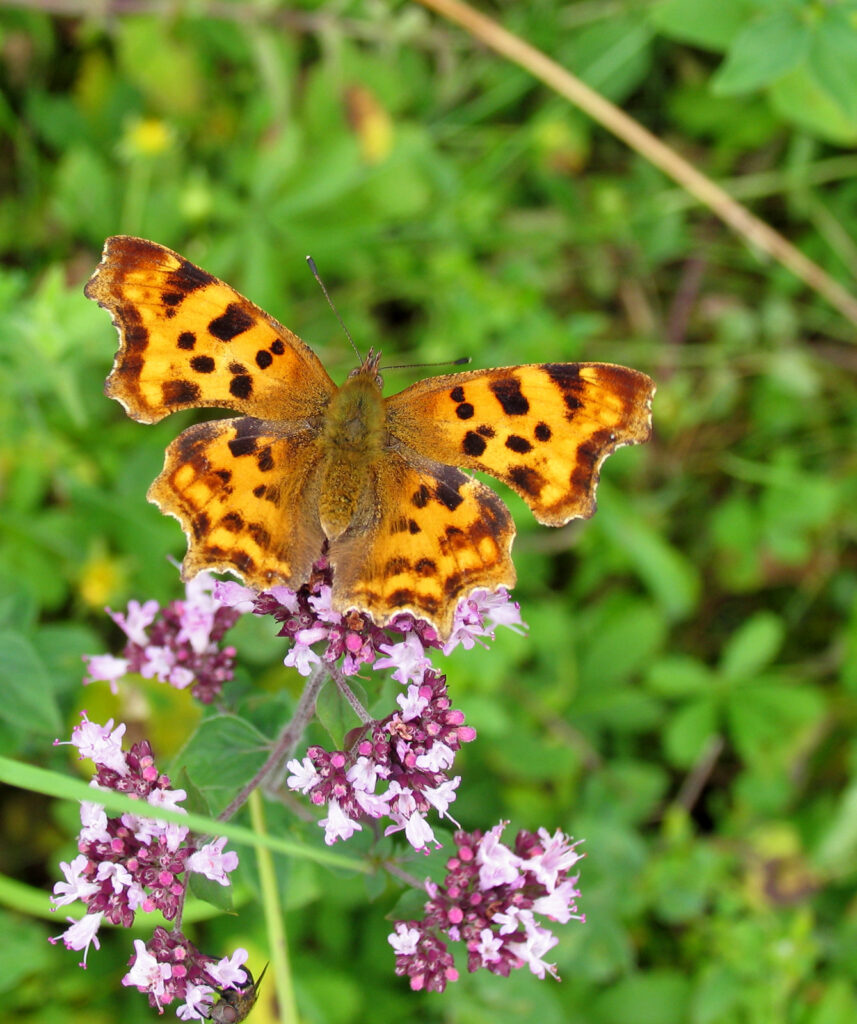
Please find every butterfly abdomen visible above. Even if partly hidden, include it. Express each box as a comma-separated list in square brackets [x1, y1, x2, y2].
[318, 369, 387, 540]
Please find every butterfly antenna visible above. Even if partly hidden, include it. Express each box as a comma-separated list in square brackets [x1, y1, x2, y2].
[306, 256, 362, 362]
[381, 356, 471, 371]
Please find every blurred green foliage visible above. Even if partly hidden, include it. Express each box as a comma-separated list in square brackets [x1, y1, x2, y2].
[2, 0, 857, 1022]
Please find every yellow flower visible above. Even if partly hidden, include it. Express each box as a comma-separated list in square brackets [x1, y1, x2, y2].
[78, 553, 125, 609]
[121, 117, 174, 158]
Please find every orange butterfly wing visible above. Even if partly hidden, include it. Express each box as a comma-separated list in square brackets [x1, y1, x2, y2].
[385, 363, 654, 526]
[149, 418, 326, 592]
[86, 236, 335, 592]
[329, 451, 515, 636]
[85, 236, 335, 423]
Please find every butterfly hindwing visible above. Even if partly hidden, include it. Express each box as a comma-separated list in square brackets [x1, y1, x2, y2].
[329, 452, 515, 636]
[385, 362, 655, 526]
[149, 417, 326, 591]
[85, 236, 335, 424]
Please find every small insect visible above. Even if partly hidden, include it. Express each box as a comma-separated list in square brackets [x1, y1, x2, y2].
[207, 963, 268, 1024]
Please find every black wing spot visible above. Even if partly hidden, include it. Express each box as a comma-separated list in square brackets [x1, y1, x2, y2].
[253, 484, 266, 498]
[388, 587, 417, 608]
[412, 485, 431, 509]
[463, 431, 487, 457]
[384, 557, 411, 576]
[174, 259, 216, 293]
[233, 551, 257, 574]
[490, 377, 529, 415]
[177, 331, 196, 350]
[415, 558, 437, 576]
[270, 339, 285, 355]
[408, 519, 421, 534]
[215, 469, 232, 483]
[508, 464, 545, 498]
[228, 436, 257, 457]
[209, 303, 255, 342]
[477, 424, 495, 438]
[256, 447, 274, 472]
[229, 375, 253, 399]
[543, 364, 584, 416]
[450, 386, 465, 403]
[256, 350, 273, 369]
[192, 511, 210, 538]
[534, 422, 551, 441]
[162, 380, 201, 405]
[455, 402, 475, 420]
[436, 482, 464, 512]
[163, 292, 182, 307]
[249, 523, 272, 547]
[222, 511, 244, 532]
[190, 355, 215, 374]
[505, 434, 532, 454]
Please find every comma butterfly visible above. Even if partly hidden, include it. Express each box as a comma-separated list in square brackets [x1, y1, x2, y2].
[86, 237, 655, 639]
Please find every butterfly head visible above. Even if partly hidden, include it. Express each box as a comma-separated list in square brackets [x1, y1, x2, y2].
[348, 348, 383, 389]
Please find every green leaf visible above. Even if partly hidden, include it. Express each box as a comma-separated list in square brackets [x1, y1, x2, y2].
[769, 62, 857, 142]
[0, 630, 61, 736]
[808, 12, 857, 121]
[727, 682, 824, 762]
[177, 767, 211, 817]
[646, 655, 714, 697]
[593, 969, 692, 1024]
[712, 10, 810, 94]
[0, 911, 54, 994]
[596, 491, 700, 622]
[650, 0, 757, 51]
[814, 779, 857, 873]
[840, 601, 857, 693]
[719, 612, 784, 680]
[663, 697, 720, 768]
[315, 675, 368, 749]
[690, 964, 744, 1024]
[189, 869, 234, 912]
[579, 598, 667, 690]
[172, 715, 271, 809]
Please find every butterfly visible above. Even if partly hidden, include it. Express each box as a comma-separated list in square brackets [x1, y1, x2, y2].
[85, 236, 655, 639]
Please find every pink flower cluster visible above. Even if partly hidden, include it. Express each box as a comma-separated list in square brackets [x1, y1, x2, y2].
[50, 712, 241, 1020]
[123, 927, 249, 1019]
[84, 573, 240, 703]
[389, 822, 585, 992]
[287, 669, 476, 850]
[215, 557, 525, 679]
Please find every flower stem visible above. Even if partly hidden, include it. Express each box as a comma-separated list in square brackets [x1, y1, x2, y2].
[218, 663, 328, 822]
[329, 664, 373, 725]
[250, 788, 298, 1023]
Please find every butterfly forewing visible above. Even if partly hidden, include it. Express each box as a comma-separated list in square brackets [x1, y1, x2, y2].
[86, 236, 335, 424]
[385, 363, 655, 526]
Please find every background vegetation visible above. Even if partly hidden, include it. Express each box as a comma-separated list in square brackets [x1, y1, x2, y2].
[3, 0, 857, 1021]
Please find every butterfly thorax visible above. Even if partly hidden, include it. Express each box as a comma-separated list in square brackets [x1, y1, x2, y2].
[317, 366, 387, 540]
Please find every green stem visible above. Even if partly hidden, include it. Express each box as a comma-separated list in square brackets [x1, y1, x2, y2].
[250, 789, 298, 1024]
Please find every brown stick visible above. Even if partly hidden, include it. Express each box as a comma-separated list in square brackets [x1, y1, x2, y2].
[414, 0, 857, 328]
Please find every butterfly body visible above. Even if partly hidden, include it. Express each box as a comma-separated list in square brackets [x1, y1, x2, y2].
[86, 236, 655, 639]
[317, 353, 387, 540]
